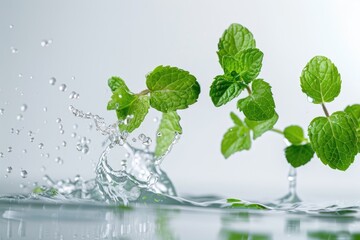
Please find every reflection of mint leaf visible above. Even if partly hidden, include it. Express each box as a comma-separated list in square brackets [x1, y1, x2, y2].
[221, 112, 251, 158]
[155, 111, 182, 157]
[209, 75, 245, 107]
[308, 111, 358, 170]
[245, 112, 278, 139]
[222, 48, 264, 83]
[116, 95, 150, 132]
[285, 144, 314, 168]
[237, 79, 275, 121]
[108, 76, 130, 93]
[217, 23, 256, 67]
[300, 56, 341, 104]
[146, 66, 200, 112]
[283, 125, 305, 145]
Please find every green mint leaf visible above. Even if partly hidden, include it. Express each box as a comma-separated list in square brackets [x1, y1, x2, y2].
[237, 79, 275, 121]
[108, 76, 130, 93]
[308, 111, 358, 170]
[217, 23, 256, 67]
[283, 125, 305, 145]
[209, 75, 245, 107]
[107, 88, 136, 111]
[245, 112, 278, 139]
[116, 95, 150, 132]
[300, 56, 341, 104]
[222, 48, 264, 83]
[344, 104, 360, 152]
[146, 65, 200, 112]
[221, 113, 251, 158]
[230, 112, 244, 126]
[285, 144, 315, 168]
[155, 111, 182, 157]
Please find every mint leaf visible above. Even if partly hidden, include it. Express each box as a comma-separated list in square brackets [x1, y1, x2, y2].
[230, 111, 243, 126]
[146, 66, 200, 112]
[300, 56, 341, 104]
[217, 23, 256, 67]
[245, 112, 278, 139]
[344, 104, 360, 152]
[155, 111, 182, 157]
[221, 113, 251, 158]
[283, 125, 305, 145]
[285, 144, 314, 168]
[108, 76, 130, 93]
[222, 48, 264, 83]
[308, 111, 358, 170]
[116, 95, 150, 132]
[107, 88, 136, 111]
[237, 79, 275, 121]
[209, 75, 245, 107]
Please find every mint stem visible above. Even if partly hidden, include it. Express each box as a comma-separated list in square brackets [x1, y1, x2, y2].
[321, 103, 330, 117]
[271, 128, 284, 135]
[246, 85, 252, 95]
[138, 89, 150, 95]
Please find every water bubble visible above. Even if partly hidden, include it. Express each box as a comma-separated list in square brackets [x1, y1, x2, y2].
[38, 143, 44, 149]
[62, 141, 67, 147]
[73, 124, 78, 129]
[59, 129, 65, 134]
[16, 114, 24, 121]
[7, 147, 12, 152]
[20, 104, 27, 112]
[6, 167, 12, 173]
[40, 39, 52, 47]
[20, 169, 28, 178]
[0, 108, 4, 115]
[43, 107, 48, 112]
[49, 77, 56, 85]
[56, 118, 61, 123]
[10, 47, 18, 53]
[59, 84, 67, 92]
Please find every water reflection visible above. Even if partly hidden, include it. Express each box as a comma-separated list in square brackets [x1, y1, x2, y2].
[1, 200, 360, 239]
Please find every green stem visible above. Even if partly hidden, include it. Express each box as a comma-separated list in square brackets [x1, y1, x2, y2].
[270, 128, 284, 135]
[246, 85, 252, 95]
[321, 103, 330, 117]
[137, 89, 150, 95]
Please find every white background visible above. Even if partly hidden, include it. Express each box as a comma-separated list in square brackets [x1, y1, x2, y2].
[1, 0, 360, 202]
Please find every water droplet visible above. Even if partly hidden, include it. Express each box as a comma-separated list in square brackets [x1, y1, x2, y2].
[59, 84, 67, 92]
[43, 120, 47, 124]
[43, 107, 48, 112]
[20, 169, 27, 178]
[132, 138, 137, 142]
[55, 157, 61, 163]
[4, 174, 8, 178]
[45, 153, 50, 158]
[59, 124, 63, 129]
[30, 137, 34, 142]
[40, 39, 52, 47]
[49, 77, 56, 85]
[40, 153, 44, 157]
[76, 143, 83, 151]
[73, 124, 78, 129]
[22, 149, 27, 154]
[59, 129, 65, 134]
[6, 167, 12, 173]
[9, 24, 14, 29]
[153, 117, 159, 122]
[71, 132, 77, 138]
[15, 129, 20, 135]
[307, 97, 314, 103]
[55, 146, 60, 150]
[19, 183, 26, 189]
[40, 166, 46, 172]
[10, 128, 14, 134]
[0, 108, 4, 115]
[157, 132, 162, 137]
[38, 143, 44, 149]
[20, 104, 27, 112]
[18, 73, 23, 78]
[138, 134, 146, 141]
[125, 153, 130, 158]
[56, 118, 61, 123]
[10, 47, 18, 53]
[29, 76, 33, 79]
[62, 141, 67, 147]
[81, 145, 89, 154]
[28, 131, 33, 136]
[58, 159, 64, 165]
[7, 147, 12, 153]
[16, 114, 24, 121]
[0, 152, 3, 158]
[143, 137, 152, 146]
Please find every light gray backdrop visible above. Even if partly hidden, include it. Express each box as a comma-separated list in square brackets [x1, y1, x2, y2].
[1, 0, 360, 202]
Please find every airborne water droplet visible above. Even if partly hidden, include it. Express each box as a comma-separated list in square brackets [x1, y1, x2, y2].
[0, 108, 4, 115]
[59, 129, 65, 134]
[62, 141, 67, 147]
[43, 107, 48, 112]
[6, 167, 12, 173]
[40, 39, 52, 47]
[38, 143, 44, 149]
[7, 147, 12, 152]
[20, 169, 28, 178]
[9, 24, 14, 29]
[20, 104, 27, 112]
[10, 47, 18, 53]
[307, 97, 314, 103]
[16, 114, 24, 121]
[49, 77, 56, 85]
[56, 118, 61, 123]
[59, 84, 67, 92]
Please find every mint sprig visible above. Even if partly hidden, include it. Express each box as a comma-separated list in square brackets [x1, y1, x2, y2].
[107, 66, 200, 156]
